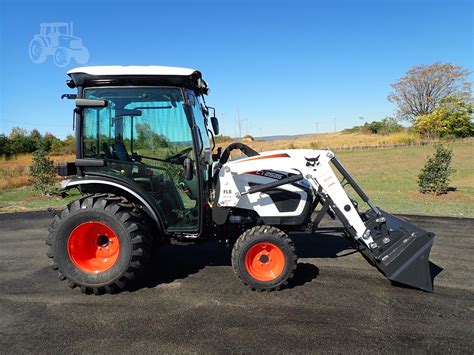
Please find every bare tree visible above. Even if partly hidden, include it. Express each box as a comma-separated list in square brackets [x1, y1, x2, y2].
[388, 63, 471, 122]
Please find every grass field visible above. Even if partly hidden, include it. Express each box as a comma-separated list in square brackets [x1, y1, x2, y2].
[334, 141, 473, 217]
[0, 187, 81, 213]
[0, 154, 75, 190]
[0, 136, 472, 216]
[220, 130, 424, 152]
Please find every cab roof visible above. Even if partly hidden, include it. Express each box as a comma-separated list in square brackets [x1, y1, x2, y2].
[67, 66, 208, 94]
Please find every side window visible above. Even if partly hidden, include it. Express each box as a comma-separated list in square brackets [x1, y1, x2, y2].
[83, 106, 114, 158]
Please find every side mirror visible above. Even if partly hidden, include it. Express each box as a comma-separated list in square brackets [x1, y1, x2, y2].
[183, 158, 194, 181]
[210, 116, 219, 135]
[75, 98, 108, 108]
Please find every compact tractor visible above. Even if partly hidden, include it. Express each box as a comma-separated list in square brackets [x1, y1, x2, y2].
[49, 66, 435, 294]
[29, 22, 89, 67]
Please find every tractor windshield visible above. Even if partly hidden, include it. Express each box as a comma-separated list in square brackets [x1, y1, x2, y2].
[81, 87, 199, 232]
[57, 25, 69, 35]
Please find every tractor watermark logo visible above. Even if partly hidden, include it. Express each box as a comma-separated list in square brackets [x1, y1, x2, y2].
[29, 22, 89, 67]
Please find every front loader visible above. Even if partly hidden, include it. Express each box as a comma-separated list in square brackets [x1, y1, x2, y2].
[49, 66, 435, 294]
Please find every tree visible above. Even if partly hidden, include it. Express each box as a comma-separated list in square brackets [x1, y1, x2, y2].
[64, 134, 75, 146]
[363, 117, 403, 135]
[134, 122, 168, 150]
[42, 132, 60, 152]
[0, 134, 13, 157]
[9, 127, 28, 139]
[388, 63, 471, 122]
[418, 144, 455, 195]
[343, 117, 402, 135]
[29, 149, 57, 195]
[414, 97, 474, 138]
[30, 129, 42, 142]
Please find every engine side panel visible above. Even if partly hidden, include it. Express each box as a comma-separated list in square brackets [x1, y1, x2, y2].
[216, 152, 310, 220]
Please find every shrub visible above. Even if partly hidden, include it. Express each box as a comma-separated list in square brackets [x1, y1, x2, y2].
[363, 117, 403, 135]
[418, 144, 455, 195]
[29, 149, 57, 195]
[343, 117, 403, 135]
[215, 135, 233, 143]
[0, 134, 13, 157]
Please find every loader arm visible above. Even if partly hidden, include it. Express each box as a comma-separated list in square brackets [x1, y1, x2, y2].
[217, 149, 435, 291]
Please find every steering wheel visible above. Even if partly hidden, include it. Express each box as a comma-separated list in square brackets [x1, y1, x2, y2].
[165, 147, 193, 164]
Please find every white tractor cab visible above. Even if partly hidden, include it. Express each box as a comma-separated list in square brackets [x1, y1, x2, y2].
[50, 66, 435, 295]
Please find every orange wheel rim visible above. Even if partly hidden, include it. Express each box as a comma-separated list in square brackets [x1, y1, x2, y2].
[67, 221, 120, 273]
[245, 242, 285, 281]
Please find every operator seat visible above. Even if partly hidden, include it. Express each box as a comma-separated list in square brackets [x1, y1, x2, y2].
[111, 142, 131, 161]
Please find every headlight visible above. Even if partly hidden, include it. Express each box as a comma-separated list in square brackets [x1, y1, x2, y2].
[296, 179, 310, 189]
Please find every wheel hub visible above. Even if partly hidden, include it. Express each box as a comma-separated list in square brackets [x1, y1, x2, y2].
[245, 242, 285, 281]
[97, 234, 110, 248]
[67, 221, 120, 273]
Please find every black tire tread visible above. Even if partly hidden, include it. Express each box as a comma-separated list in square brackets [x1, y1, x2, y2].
[46, 193, 152, 295]
[231, 225, 297, 291]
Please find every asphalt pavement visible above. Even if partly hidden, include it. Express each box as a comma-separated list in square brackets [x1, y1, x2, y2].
[0, 211, 473, 353]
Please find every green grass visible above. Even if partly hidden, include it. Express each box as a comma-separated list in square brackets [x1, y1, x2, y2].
[334, 140, 474, 217]
[0, 187, 81, 213]
[0, 140, 472, 217]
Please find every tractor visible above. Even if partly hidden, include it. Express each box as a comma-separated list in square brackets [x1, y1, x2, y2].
[49, 66, 435, 295]
[29, 22, 89, 67]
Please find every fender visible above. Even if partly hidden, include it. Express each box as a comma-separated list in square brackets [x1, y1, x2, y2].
[60, 174, 166, 231]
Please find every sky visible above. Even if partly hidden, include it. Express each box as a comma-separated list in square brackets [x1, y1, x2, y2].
[0, 0, 472, 139]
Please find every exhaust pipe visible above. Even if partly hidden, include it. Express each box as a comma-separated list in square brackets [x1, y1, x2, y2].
[360, 212, 435, 292]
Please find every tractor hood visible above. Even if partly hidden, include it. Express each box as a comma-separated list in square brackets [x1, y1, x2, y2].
[67, 66, 208, 94]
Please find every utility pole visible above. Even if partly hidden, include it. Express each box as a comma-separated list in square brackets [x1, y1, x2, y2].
[315, 122, 319, 135]
[236, 108, 242, 140]
[220, 112, 225, 135]
[333, 117, 337, 132]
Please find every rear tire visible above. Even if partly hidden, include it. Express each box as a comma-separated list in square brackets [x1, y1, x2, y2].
[46, 194, 152, 294]
[28, 38, 47, 63]
[231, 226, 297, 291]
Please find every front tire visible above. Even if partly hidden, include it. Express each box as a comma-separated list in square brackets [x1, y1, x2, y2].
[231, 226, 297, 291]
[46, 194, 152, 294]
[53, 47, 70, 67]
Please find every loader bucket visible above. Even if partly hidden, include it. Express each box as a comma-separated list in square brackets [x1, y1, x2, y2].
[363, 212, 435, 292]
